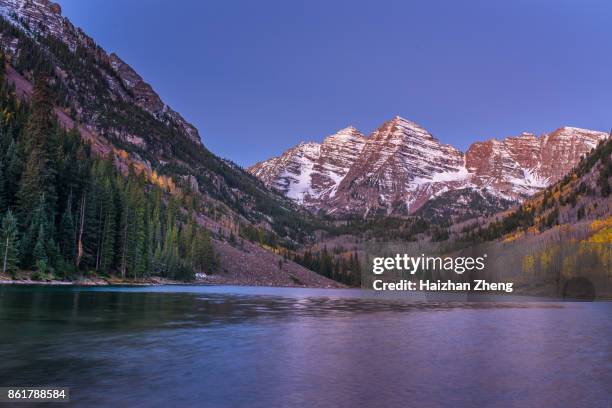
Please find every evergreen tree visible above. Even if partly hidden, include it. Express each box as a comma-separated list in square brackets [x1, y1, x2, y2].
[4, 139, 22, 208]
[20, 194, 48, 268]
[17, 75, 58, 221]
[33, 223, 48, 266]
[1, 210, 19, 275]
[81, 172, 101, 269]
[0, 62, 216, 281]
[98, 177, 116, 273]
[192, 227, 215, 274]
[59, 195, 76, 262]
[0, 163, 5, 213]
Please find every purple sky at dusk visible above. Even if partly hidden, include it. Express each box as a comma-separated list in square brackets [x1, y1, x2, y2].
[59, 0, 612, 166]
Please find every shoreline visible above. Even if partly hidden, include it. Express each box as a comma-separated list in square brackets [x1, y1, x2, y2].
[0, 275, 347, 289]
[2, 278, 609, 299]
[0, 277, 183, 286]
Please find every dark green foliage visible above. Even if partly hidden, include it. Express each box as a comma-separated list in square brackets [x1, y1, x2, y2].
[415, 188, 514, 225]
[430, 226, 450, 242]
[293, 249, 362, 286]
[59, 196, 75, 261]
[329, 216, 429, 241]
[239, 224, 279, 248]
[3, 140, 23, 208]
[0, 162, 5, 213]
[1, 210, 19, 275]
[33, 223, 47, 265]
[16, 75, 58, 220]
[191, 227, 216, 274]
[0, 13, 333, 248]
[0, 59, 215, 281]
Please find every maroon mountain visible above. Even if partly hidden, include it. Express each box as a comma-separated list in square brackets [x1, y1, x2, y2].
[249, 116, 608, 218]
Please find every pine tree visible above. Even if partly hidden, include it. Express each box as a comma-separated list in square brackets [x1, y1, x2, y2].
[59, 195, 76, 262]
[75, 191, 86, 268]
[161, 222, 180, 278]
[81, 173, 101, 269]
[0, 63, 225, 281]
[20, 194, 48, 268]
[98, 177, 116, 273]
[45, 235, 61, 272]
[1, 210, 19, 275]
[17, 75, 58, 221]
[4, 139, 22, 208]
[118, 185, 130, 279]
[131, 196, 146, 279]
[0, 163, 5, 213]
[192, 227, 215, 274]
[148, 189, 162, 273]
[33, 223, 47, 266]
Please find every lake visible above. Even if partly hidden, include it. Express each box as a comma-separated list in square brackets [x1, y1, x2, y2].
[0, 285, 611, 407]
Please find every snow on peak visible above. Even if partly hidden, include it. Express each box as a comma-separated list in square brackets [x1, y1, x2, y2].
[249, 118, 607, 217]
[338, 125, 359, 133]
[431, 166, 470, 183]
[327, 126, 366, 143]
[391, 115, 427, 131]
[560, 126, 608, 135]
[295, 141, 321, 156]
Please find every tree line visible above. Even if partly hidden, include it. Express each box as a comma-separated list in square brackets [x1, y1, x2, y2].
[0, 63, 215, 281]
[292, 248, 362, 286]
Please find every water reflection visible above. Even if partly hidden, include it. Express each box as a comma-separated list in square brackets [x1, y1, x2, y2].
[0, 285, 610, 408]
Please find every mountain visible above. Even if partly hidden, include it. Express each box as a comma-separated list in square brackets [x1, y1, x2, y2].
[0, 0, 200, 144]
[472, 135, 612, 242]
[0, 0, 295, 226]
[0, 0, 339, 286]
[465, 127, 607, 198]
[249, 116, 608, 219]
[414, 188, 515, 225]
[453, 136, 612, 298]
[250, 126, 366, 208]
[330, 117, 467, 217]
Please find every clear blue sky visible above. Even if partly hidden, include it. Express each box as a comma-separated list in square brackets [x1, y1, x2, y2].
[59, 0, 612, 167]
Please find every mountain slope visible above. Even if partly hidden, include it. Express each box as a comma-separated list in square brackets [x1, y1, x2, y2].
[0, 0, 304, 232]
[330, 116, 467, 217]
[0, 0, 200, 144]
[466, 127, 605, 199]
[471, 134, 612, 242]
[451, 135, 612, 298]
[250, 126, 367, 208]
[414, 188, 515, 225]
[0, 0, 338, 286]
[250, 117, 607, 219]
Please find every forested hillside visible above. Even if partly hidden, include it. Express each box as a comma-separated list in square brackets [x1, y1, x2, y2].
[0, 61, 215, 281]
[460, 135, 612, 243]
[0, 0, 607, 290]
[0, 4, 341, 287]
[0, 12, 316, 245]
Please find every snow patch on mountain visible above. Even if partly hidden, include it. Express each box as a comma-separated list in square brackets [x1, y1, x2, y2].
[249, 118, 609, 218]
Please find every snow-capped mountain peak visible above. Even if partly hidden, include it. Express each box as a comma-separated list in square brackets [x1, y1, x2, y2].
[249, 126, 367, 204]
[249, 118, 609, 217]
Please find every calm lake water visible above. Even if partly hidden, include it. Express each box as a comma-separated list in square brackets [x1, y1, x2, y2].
[0, 285, 611, 408]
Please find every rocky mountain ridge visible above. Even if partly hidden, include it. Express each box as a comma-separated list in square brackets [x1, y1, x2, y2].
[0, 0, 342, 286]
[250, 126, 367, 204]
[0, 0, 201, 144]
[249, 116, 608, 218]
